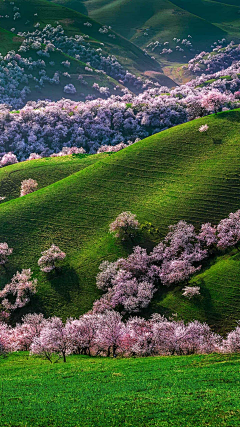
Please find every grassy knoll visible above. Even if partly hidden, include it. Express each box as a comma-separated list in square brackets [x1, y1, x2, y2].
[150, 249, 240, 334]
[0, 352, 240, 426]
[0, 27, 23, 56]
[1, 110, 240, 328]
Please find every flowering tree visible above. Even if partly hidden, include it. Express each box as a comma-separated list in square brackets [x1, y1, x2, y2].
[20, 179, 38, 197]
[1, 152, 18, 167]
[0, 269, 37, 311]
[30, 317, 71, 362]
[225, 326, 240, 353]
[199, 124, 209, 132]
[182, 286, 201, 299]
[109, 211, 139, 240]
[217, 210, 240, 249]
[95, 311, 125, 357]
[0, 243, 13, 266]
[38, 244, 66, 272]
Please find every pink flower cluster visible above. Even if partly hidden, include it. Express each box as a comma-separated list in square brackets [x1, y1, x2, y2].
[20, 179, 38, 197]
[0, 269, 37, 311]
[38, 244, 66, 273]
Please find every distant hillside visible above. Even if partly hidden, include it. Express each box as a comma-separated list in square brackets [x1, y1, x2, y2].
[57, 0, 240, 62]
[1, 110, 240, 331]
[0, 0, 164, 77]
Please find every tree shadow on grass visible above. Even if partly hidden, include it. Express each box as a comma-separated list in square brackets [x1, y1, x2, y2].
[192, 279, 223, 332]
[47, 266, 80, 302]
[213, 110, 240, 122]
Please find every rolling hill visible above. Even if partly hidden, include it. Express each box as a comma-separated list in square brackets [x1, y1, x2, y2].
[57, 0, 240, 62]
[1, 109, 240, 331]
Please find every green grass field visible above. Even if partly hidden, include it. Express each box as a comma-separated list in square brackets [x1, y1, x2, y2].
[1, 110, 240, 329]
[0, 352, 240, 426]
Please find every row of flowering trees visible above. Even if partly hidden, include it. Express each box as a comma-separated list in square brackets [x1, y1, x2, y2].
[0, 311, 240, 361]
[92, 209, 240, 314]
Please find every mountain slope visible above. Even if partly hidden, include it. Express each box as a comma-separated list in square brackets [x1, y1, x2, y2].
[1, 110, 240, 330]
[60, 0, 240, 58]
[0, 0, 163, 77]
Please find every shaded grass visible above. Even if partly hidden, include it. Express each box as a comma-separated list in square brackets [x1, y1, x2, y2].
[0, 352, 240, 426]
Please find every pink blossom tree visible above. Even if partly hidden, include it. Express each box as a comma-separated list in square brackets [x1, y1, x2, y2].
[0, 152, 18, 167]
[109, 211, 139, 240]
[38, 244, 66, 273]
[95, 311, 125, 357]
[30, 317, 72, 362]
[217, 210, 240, 249]
[182, 286, 201, 299]
[0, 243, 13, 266]
[0, 269, 37, 311]
[20, 179, 38, 197]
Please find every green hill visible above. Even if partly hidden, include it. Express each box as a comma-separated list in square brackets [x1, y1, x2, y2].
[1, 110, 240, 330]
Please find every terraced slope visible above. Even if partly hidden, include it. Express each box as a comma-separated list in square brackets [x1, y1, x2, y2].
[1, 110, 240, 330]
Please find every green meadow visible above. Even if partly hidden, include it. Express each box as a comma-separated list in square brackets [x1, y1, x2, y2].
[0, 352, 240, 427]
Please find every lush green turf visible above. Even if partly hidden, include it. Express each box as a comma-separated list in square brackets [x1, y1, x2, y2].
[65, 0, 240, 55]
[0, 28, 23, 56]
[0, 352, 240, 426]
[1, 110, 240, 329]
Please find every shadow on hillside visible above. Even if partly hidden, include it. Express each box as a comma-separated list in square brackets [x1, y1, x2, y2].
[194, 279, 223, 331]
[48, 266, 80, 302]
[214, 110, 240, 122]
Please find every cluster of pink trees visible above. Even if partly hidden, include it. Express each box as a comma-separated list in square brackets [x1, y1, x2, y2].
[0, 269, 37, 311]
[93, 210, 240, 314]
[1, 311, 240, 360]
[0, 76, 238, 160]
[0, 243, 65, 320]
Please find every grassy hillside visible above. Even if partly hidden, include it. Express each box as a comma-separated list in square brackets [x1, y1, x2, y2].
[63, 0, 240, 60]
[0, 0, 164, 78]
[1, 352, 240, 427]
[1, 110, 240, 329]
[0, 153, 107, 202]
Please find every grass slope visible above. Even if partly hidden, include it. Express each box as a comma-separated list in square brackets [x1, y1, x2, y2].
[1, 352, 240, 426]
[0, 27, 23, 56]
[0, 153, 107, 202]
[1, 110, 240, 329]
